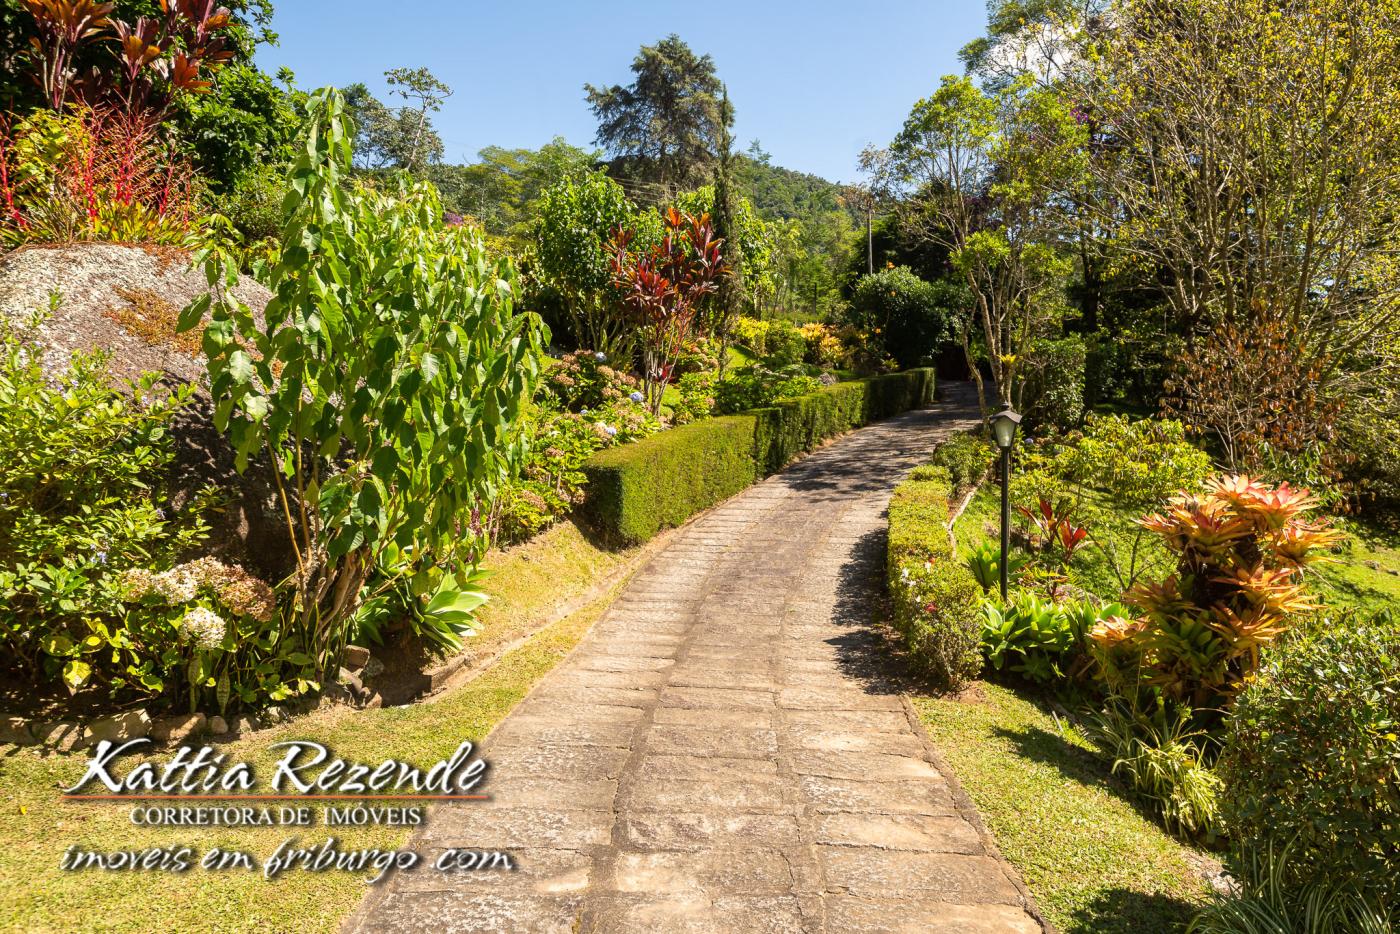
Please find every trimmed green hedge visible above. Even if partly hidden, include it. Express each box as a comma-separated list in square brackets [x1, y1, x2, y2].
[886, 474, 983, 691]
[583, 369, 935, 545]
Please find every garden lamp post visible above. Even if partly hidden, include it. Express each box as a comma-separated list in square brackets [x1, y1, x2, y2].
[991, 406, 1022, 600]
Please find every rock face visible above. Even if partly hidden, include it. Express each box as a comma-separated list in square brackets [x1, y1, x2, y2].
[0, 243, 271, 385]
[0, 243, 294, 581]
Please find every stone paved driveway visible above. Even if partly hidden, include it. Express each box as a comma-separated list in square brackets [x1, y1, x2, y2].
[346, 385, 1044, 933]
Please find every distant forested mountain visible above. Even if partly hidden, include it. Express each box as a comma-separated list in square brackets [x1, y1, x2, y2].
[734, 144, 848, 222]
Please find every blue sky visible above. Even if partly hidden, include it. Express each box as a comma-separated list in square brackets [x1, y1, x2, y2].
[255, 1, 989, 183]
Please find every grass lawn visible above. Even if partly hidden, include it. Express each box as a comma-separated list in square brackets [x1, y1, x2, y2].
[0, 523, 638, 933]
[955, 484, 1400, 611]
[727, 344, 757, 368]
[912, 683, 1214, 933]
[1314, 520, 1400, 616]
[952, 485, 1174, 601]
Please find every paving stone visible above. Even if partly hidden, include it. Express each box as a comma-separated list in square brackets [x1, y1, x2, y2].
[488, 716, 635, 748]
[398, 847, 590, 894]
[475, 778, 617, 811]
[420, 807, 613, 849]
[643, 725, 778, 759]
[508, 701, 645, 725]
[788, 749, 945, 782]
[619, 812, 804, 851]
[625, 778, 786, 813]
[789, 729, 926, 756]
[651, 707, 777, 730]
[814, 813, 983, 853]
[487, 743, 631, 782]
[799, 776, 957, 816]
[657, 686, 776, 710]
[776, 686, 905, 711]
[350, 892, 582, 933]
[783, 709, 911, 734]
[611, 848, 795, 896]
[634, 754, 780, 784]
[819, 847, 1024, 905]
[825, 898, 1042, 933]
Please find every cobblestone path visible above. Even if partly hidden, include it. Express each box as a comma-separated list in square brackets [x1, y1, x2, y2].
[347, 385, 1044, 933]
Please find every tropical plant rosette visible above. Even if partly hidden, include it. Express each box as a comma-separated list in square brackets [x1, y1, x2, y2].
[1088, 475, 1342, 705]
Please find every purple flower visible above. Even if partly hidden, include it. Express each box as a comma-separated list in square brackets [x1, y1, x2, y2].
[603, 425, 617, 437]
[629, 391, 644, 403]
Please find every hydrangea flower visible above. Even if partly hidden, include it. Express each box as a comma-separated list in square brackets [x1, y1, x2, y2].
[179, 606, 226, 650]
[629, 391, 644, 403]
[594, 351, 607, 362]
[604, 425, 617, 437]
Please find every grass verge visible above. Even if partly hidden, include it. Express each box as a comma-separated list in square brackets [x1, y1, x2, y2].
[911, 683, 1213, 933]
[0, 574, 623, 932]
[954, 484, 1400, 612]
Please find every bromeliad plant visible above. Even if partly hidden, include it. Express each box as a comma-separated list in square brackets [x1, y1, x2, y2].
[610, 207, 725, 415]
[1089, 475, 1341, 706]
[183, 88, 546, 677]
[1018, 495, 1090, 565]
[981, 593, 1130, 685]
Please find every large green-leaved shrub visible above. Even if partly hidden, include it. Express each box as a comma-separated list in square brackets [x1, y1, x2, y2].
[185, 88, 546, 672]
[1218, 610, 1400, 908]
[0, 304, 209, 697]
[928, 430, 996, 490]
[1021, 334, 1086, 432]
[847, 266, 961, 369]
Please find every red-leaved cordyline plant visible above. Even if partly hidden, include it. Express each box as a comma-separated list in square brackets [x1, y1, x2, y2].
[21, 0, 233, 116]
[1089, 475, 1343, 708]
[610, 207, 725, 415]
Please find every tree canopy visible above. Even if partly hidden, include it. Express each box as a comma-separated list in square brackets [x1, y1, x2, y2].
[585, 34, 729, 199]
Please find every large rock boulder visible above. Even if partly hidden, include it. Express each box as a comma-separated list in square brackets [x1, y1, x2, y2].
[0, 243, 294, 581]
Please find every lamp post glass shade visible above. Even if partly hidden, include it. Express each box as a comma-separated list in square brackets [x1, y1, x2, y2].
[991, 407, 1022, 450]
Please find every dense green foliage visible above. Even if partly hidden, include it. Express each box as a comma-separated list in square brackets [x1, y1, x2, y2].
[1218, 611, 1400, 909]
[887, 473, 983, 690]
[927, 430, 996, 490]
[0, 306, 208, 697]
[1020, 335, 1086, 433]
[532, 171, 658, 356]
[584, 370, 934, 544]
[981, 594, 1127, 685]
[714, 363, 820, 415]
[847, 265, 961, 369]
[177, 63, 303, 191]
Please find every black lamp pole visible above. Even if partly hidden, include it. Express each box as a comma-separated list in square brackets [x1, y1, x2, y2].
[1000, 444, 1012, 600]
[991, 406, 1022, 601]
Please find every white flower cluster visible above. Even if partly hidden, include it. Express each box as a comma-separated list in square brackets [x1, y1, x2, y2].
[179, 606, 227, 650]
[122, 566, 197, 604]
